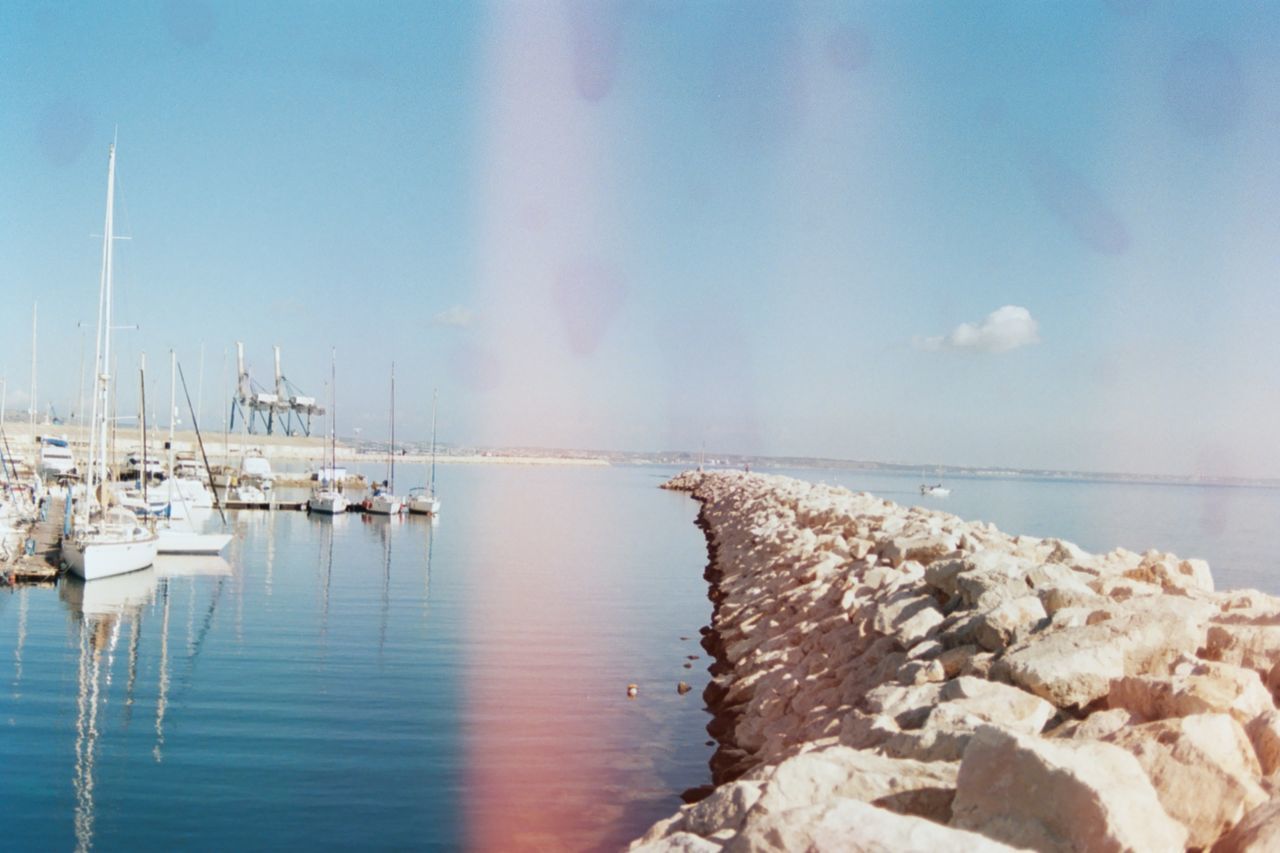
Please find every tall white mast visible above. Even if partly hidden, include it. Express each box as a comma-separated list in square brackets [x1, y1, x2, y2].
[169, 349, 177, 481]
[329, 348, 337, 482]
[429, 388, 438, 497]
[29, 301, 37, 438]
[86, 141, 117, 514]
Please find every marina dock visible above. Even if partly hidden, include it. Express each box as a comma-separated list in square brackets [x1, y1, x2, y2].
[2, 495, 65, 585]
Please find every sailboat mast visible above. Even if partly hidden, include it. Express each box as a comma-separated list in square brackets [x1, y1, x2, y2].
[140, 353, 148, 511]
[168, 349, 177, 481]
[388, 362, 395, 493]
[429, 387, 437, 497]
[86, 142, 117, 511]
[330, 348, 337, 482]
[30, 301, 37, 439]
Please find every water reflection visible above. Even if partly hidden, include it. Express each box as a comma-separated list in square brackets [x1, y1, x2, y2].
[13, 587, 27, 695]
[62, 569, 158, 853]
[59, 555, 235, 852]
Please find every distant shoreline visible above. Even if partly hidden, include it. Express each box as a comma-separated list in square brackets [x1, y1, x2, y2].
[2, 420, 1271, 485]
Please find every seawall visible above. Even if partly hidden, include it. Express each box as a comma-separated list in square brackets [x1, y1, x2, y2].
[634, 470, 1280, 851]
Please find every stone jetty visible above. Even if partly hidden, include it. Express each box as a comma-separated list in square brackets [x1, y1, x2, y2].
[632, 470, 1280, 852]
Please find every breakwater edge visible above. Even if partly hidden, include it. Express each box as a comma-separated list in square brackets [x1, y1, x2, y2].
[635, 470, 1280, 851]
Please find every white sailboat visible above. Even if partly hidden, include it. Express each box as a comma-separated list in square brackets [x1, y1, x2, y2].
[154, 349, 229, 555]
[61, 140, 159, 580]
[309, 348, 348, 515]
[407, 388, 441, 516]
[919, 467, 951, 498]
[158, 349, 213, 519]
[364, 363, 403, 515]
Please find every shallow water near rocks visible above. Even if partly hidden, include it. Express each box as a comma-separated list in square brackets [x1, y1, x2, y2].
[2, 464, 1279, 850]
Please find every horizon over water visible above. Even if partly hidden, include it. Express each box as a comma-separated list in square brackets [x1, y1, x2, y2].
[3, 463, 1280, 850]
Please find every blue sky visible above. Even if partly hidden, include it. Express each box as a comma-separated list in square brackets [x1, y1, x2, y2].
[2, 1, 1278, 477]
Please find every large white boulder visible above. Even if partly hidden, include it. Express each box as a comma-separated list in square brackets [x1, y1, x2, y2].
[745, 746, 958, 823]
[1103, 714, 1266, 848]
[951, 725, 1187, 852]
[727, 798, 1025, 853]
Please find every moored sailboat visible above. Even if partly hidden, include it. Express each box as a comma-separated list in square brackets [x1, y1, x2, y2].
[407, 388, 441, 516]
[61, 140, 158, 580]
[309, 348, 348, 515]
[364, 363, 403, 515]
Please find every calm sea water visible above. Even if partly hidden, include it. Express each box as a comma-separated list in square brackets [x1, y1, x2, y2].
[2, 464, 1279, 851]
[764, 467, 1280, 593]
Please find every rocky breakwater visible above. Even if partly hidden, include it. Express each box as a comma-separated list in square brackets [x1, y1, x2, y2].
[633, 470, 1280, 852]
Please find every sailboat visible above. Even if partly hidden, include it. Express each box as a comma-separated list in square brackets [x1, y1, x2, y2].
[364, 363, 402, 515]
[61, 140, 159, 580]
[158, 350, 213, 519]
[407, 388, 441, 516]
[154, 378, 232, 555]
[919, 467, 951, 498]
[309, 348, 348, 514]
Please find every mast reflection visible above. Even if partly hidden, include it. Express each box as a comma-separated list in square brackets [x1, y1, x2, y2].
[60, 555, 232, 850]
[61, 569, 159, 853]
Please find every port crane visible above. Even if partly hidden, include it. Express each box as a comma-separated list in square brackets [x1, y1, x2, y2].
[228, 343, 324, 436]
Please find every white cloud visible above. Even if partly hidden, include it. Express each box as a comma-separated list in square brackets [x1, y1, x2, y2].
[918, 305, 1040, 353]
[432, 305, 475, 328]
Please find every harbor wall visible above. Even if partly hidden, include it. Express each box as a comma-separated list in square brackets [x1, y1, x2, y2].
[0, 424, 609, 469]
[633, 470, 1280, 851]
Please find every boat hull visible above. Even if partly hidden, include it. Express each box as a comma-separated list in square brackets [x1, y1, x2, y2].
[407, 496, 440, 515]
[309, 493, 349, 514]
[155, 530, 232, 555]
[364, 495, 402, 515]
[61, 533, 159, 581]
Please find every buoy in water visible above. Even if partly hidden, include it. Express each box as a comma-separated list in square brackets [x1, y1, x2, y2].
[677, 682, 692, 695]
[626, 683, 638, 698]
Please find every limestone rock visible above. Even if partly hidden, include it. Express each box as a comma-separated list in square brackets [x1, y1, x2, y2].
[1049, 708, 1134, 741]
[748, 746, 958, 823]
[728, 798, 1023, 853]
[1107, 663, 1272, 725]
[1103, 714, 1266, 848]
[1123, 550, 1215, 595]
[630, 831, 722, 852]
[1214, 794, 1280, 853]
[1001, 597, 1210, 709]
[951, 725, 1187, 852]
[937, 677, 1056, 735]
[881, 533, 958, 568]
[1203, 623, 1280, 681]
[1245, 710, 1280, 776]
[683, 781, 764, 836]
[631, 815, 688, 848]
[973, 595, 1047, 652]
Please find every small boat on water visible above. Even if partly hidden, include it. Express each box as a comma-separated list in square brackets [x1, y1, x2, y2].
[407, 388, 441, 517]
[919, 468, 951, 498]
[363, 363, 403, 515]
[406, 487, 439, 516]
[309, 348, 348, 515]
[364, 483, 402, 515]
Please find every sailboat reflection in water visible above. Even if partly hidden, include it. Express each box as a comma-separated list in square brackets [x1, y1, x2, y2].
[60, 554, 233, 852]
[62, 568, 159, 853]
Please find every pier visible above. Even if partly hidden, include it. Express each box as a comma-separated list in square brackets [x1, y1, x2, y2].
[2, 495, 64, 585]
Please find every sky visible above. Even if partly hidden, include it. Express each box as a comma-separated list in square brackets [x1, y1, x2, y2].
[2, 0, 1279, 478]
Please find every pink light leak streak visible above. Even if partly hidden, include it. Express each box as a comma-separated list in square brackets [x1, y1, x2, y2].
[465, 3, 627, 447]
[463, 6, 633, 850]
